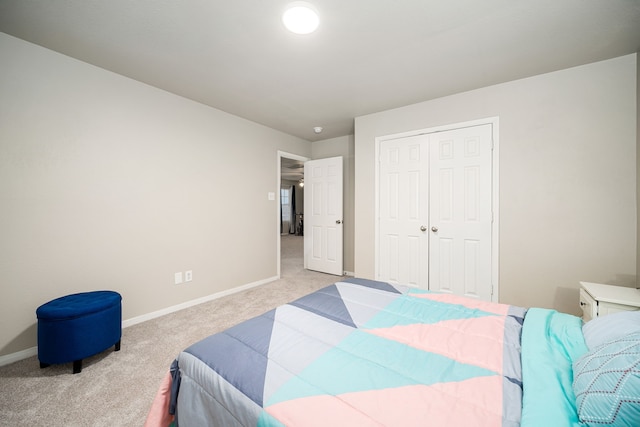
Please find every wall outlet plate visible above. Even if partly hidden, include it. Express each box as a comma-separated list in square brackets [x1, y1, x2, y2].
[174, 272, 183, 285]
[185, 270, 193, 282]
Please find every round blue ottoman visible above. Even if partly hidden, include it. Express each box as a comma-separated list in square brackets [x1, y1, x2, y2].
[36, 291, 122, 374]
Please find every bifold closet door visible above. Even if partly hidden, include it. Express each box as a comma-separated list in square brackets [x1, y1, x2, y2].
[428, 124, 493, 301]
[378, 135, 429, 288]
[377, 124, 493, 301]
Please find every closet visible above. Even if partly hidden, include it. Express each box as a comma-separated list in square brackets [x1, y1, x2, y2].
[377, 123, 496, 301]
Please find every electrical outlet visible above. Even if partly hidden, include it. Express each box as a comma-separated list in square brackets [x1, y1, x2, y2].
[185, 270, 193, 282]
[174, 272, 183, 285]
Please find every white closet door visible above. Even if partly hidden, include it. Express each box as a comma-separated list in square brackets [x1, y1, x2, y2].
[377, 124, 494, 301]
[378, 135, 429, 288]
[428, 124, 493, 301]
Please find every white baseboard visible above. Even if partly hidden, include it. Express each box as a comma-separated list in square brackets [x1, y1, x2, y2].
[122, 275, 278, 327]
[0, 276, 279, 367]
[0, 346, 38, 367]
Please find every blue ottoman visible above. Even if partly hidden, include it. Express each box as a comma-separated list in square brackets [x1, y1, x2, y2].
[36, 291, 122, 374]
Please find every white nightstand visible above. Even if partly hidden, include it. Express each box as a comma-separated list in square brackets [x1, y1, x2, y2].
[579, 282, 640, 322]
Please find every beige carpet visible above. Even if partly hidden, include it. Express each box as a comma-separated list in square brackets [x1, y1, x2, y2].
[0, 235, 341, 426]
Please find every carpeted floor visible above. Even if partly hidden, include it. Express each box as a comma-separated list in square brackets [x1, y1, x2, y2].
[0, 235, 341, 426]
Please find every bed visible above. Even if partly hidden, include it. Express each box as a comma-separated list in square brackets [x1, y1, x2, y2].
[145, 278, 640, 426]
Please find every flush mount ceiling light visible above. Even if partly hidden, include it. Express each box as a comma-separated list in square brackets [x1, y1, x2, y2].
[282, 2, 319, 35]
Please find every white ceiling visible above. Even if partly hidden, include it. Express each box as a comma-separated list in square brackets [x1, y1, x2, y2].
[1, 0, 639, 141]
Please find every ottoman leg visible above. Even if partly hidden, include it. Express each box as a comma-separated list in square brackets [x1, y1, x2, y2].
[40, 362, 50, 369]
[73, 360, 82, 374]
[115, 339, 121, 352]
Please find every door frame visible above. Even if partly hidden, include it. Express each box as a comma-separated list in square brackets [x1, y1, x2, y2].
[374, 117, 500, 301]
[276, 151, 310, 279]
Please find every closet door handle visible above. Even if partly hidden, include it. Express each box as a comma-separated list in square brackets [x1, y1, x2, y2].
[420, 225, 427, 232]
[336, 220, 342, 224]
[431, 226, 439, 232]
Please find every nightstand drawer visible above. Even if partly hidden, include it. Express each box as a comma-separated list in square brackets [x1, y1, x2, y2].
[579, 288, 597, 322]
[597, 301, 639, 317]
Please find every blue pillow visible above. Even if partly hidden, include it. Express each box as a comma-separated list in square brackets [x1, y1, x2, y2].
[573, 332, 640, 426]
[582, 311, 640, 350]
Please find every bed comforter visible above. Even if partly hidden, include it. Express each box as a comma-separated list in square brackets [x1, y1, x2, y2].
[167, 278, 542, 426]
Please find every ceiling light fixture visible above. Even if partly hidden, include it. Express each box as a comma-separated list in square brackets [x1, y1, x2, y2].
[282, 2, 319, 35]
[313, 126, 323, 134]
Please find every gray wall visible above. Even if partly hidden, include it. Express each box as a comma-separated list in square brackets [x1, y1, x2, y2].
[0, 33, 311, 357]
[355, 54, 637, 315]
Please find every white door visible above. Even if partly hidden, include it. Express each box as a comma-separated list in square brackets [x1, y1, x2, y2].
[304, 157, 343, 275]
[378, 135, 429, 288]
[377, 124, 494, 301]
[428, 124, 493, 301]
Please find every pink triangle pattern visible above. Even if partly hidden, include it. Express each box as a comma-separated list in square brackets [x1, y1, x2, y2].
[264, 376, 504, 427]
[412, 293, 510, 316]
[264, 393, 380, 427]
[367, 316, 506, 373]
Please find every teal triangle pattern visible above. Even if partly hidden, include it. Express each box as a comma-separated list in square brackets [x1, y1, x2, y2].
[257, 411, 286, 427]
[364, 292, 498, 329]
[265, 329, 496, 407]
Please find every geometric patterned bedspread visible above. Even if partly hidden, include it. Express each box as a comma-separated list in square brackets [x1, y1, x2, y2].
[171, 278, 528, 426]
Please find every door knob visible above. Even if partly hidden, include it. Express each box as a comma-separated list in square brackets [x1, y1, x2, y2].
[420, 225, 427, 232]
[336, 220, 342, 224]
[431, 226, 439, 232]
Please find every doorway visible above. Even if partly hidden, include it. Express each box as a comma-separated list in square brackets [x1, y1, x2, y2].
[277, 151, 308, 278]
